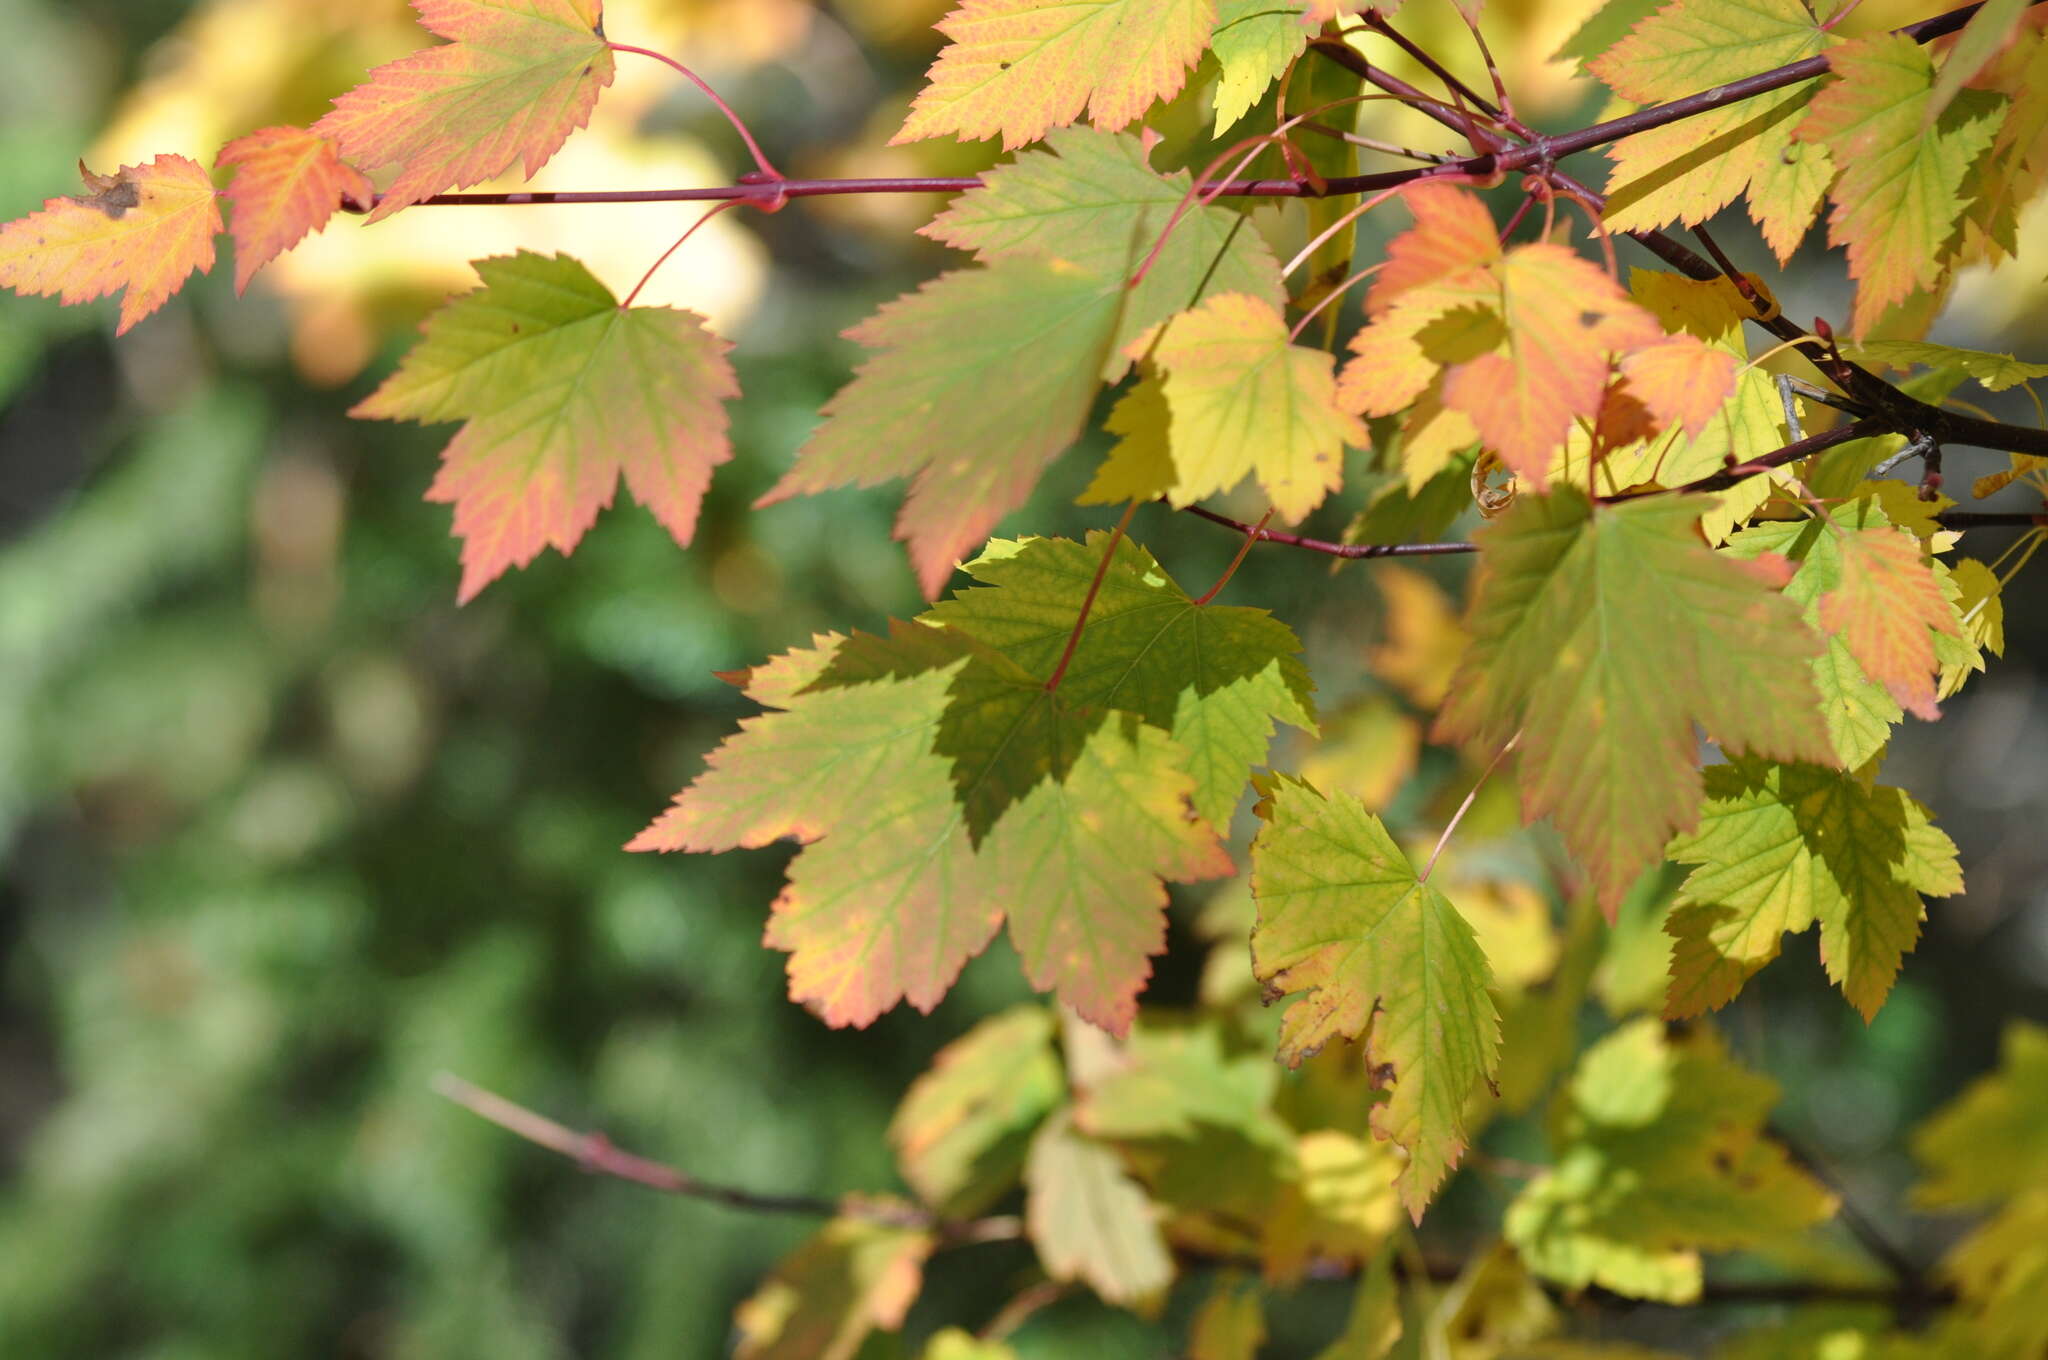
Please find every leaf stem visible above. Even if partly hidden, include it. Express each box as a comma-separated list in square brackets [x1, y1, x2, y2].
[620, 198, 740, 307]
[1045, 501, 1138, 693]
[1421, 730, 1519, 884]
[1193, 508, 1273, 605]
[606, 41, 782, 181]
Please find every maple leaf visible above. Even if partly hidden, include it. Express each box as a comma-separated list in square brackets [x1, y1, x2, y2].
[215, 127, 374, 293]
[313, 0, 615, 222]
[1435, 488, 1834, 912]
[0, 155, 221, 335]
[920, 128, 1283, 370]
[922, 533, 1317, 830]
[1589, 0, 1833, 261]
[1914, 1021, 2048, 1210]
[1664, 758, 1962, 1021]
[352, 251, 737, 602]
[1146, 292, 1367, 520]
[1843, 338, 2048, 392]
[893, 0, 1216, 150]
[1616, 335, 1740, 440]
[733, 1214, 934, 1360]
[632, 570, 1235, 1032]
[890, 1006, 1063, 1216]
[1506, 1021, 1836, 1303]
[758, 255, 1127, 597]
[1249, 776, 1499, 1217]
[1079, 369, 1176, 504]
[1211, 0, 1311, 133]
[1795, 33, 2004, 336]
[1025, 1108, 1174, 1305]
[1818, 523, 1964, 722]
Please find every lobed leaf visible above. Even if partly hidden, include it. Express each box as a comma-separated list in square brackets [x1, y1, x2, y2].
[215, 127, 373, 293]
[1664, 758, 1962, 1020]
[1436, 488, 1834, 912]
[894, 0, 1217, 150]
[353, 251, 738, 602]
[313, 0, 614, 222]
[733, 1214, 934, 1360]
[1249, 776, 1499, 1217]
[890, 1006, 1064, 1216]
[0, 155, 221, 334]
[1819, 523, 1964, 722]
[1025, 1108, 1174, 1305]
[1210, 0, 1311, 133]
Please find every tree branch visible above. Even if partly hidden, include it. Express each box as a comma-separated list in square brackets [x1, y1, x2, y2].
[433, 1073, 1019, 1243]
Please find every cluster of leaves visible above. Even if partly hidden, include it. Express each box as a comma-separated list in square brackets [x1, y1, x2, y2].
[9, 0, 2048, 1353]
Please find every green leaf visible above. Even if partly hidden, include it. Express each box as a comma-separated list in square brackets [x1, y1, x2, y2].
[926, 533, 1317, 829]
[352, 251, 737, 603]
[924, 1329, 1017, 1360]
[921, 127, 1284, 367]
[1794, 33, 2004, 336]
[1149, 291, 1369, 520]
[1588, 0, 1832, 260]
[1554, 0, 1666, 68]
[1249, 776, 1499, 1216]
[1079, 368, 1177, 505]
[1506, 1020, 1836, 1303]
[1842, 338, 2048, 392]
[1312, 1246, 1402, 1359]
[1079, 1020, 1287, 1147]
[1025, 1107, 1174, 1305]
[894, 0, 1218, 149]
[1436, 488, 1834, 912]
[1664, 758, 1961, 1020]
[756, 255, 1127, 597]
[1914, 1022, 2048, 1209]
[1211, 0, 1310, 132]
[1189, 1273, 1266, 1360]
[889, 1006, 1064, 1216]
[733, 1215, 934, 1360]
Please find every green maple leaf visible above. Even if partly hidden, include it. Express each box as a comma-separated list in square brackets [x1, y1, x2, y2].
[1249, 776, 1499, 1217]
[1025, 1108, 1175, 1305]
[1506, 1020, 1836, 1303]
[733, 1214, 934, 1360]
[1843, 338, 2048, 392]
[923, 533, 1317, 829]
[1149, 292, 1368, 520]
[352, 251, 737, 603]
[1078, 1021, 1286, 1147]
[632, 607, 1231, 1032]
[1211, 0, 1311, 133]
[1914, 1022, 2048, 1209]
[1664, 758, 1961, 1020]
[758, 255, 1126, 597]
[921, 127, 1283, 369]
[313, 0, 614, 221]
[894, 0, 1217, 150]
[889, 1006, 1064, 1217]
[1590, 0, 1833, 261]
[1436, 488, 1834, 912]
[1794, 33, 2004, 336]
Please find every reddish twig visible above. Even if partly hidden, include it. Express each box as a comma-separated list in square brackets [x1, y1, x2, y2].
[1180, 503, 1477, 557]
[607, 41, 783, 181]
[621, 199, 743, 307]
[1193, 507, 1274, 605]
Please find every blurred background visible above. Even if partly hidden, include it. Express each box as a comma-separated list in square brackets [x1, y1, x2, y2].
[1, 0, 2045, 1355]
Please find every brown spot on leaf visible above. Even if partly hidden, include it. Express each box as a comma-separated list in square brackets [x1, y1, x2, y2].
[84, 181, 141, 219]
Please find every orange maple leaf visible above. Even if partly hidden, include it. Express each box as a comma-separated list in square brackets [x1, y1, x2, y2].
[216, 127, 375, 293]
[313, 0, 614, 222]
[0, 155, 221, 335]
[1819, 525, 1963, 721]
[1618, 334, 1740, 439]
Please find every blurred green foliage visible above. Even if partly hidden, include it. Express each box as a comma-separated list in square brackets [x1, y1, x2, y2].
[3, 2, 2047, 1357]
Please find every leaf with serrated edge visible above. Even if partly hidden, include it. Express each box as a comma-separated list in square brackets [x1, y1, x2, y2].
[1665, 758, 1961, 1020]
[1079, 370, 1176, 505]
[216, 127, 373, 292]
[1794, 33, 2003, 336]
[1819, 523, 1963, 722]
[894, 0, 1216, 150]
[890, 1006, 1063, 1216]
[1506, 1021, 1835, 1303]
[1843, 338, 2048, 391]
[1025, 1108, 1174, 1305]
[925, 533, 1317, 830]
[313, 0, 614, 222]
[1589, 0, 1832, 258]
[1211, 0, 1311, 132]
[1250, 776, 1499, 1217]
[0, 155, 220, 334]
[1436, 489, 1834, 912]
[1618, 335, 1739, 439]
[733, 1215, 934, 1360]
[1147, 292, 1367, 519]
[353, 251, 737, 602]
[921, 128, 1283, 370]
[1913, 1021, 2048, 1209]
[758, 254, 1125, 597]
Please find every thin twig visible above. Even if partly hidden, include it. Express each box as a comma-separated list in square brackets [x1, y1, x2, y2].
[1180, 503, 1478, 557]
[607, 41, 782, 180]
[433, 1073, 1020, 1243]
[1193, 507, 1274, 605]
[621, 199, 741, 307]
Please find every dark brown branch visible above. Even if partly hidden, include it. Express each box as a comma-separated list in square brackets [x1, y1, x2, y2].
[433, 1073, 1018, 1243]
[1179, 502, 1477, 557]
